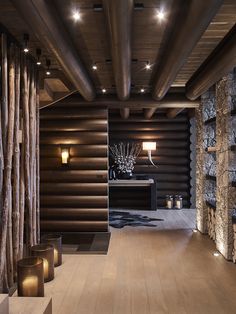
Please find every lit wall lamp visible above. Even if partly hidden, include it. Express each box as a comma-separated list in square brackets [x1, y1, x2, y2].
[142, 142, 157, 167]
[61, 147, 69, 164]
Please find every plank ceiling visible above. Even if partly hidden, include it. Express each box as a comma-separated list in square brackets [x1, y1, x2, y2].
[0, 0, 235, 96]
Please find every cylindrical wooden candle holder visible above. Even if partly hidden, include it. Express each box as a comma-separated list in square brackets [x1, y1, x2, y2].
[42, 234, 62, 267]
[17, 257, 44, 297]
[30, 244, 54, 282]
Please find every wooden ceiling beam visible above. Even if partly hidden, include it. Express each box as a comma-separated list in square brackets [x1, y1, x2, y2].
[143, 108, 156, 119]
[12, 0, 95, 101]
[152, 0, 223, 100]
[186, 24, 236, 100]
[166, 108, 185, 119]
[44, 93, 199, 109]
[120, 108, 130, 119]
[103, 0, 133, 100]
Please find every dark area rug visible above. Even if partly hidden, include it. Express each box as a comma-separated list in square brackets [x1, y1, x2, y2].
[109, 210, 164, 228]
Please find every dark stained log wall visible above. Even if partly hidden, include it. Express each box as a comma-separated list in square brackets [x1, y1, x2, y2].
[40, 105, 109, 232]
[109, 110, 191, 208]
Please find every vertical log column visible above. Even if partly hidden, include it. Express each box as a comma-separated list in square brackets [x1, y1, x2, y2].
[215, 72, 235, 259]
[195, 95, 208, 233]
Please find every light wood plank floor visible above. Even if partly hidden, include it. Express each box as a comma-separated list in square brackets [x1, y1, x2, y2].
[45, 209, 236, 314]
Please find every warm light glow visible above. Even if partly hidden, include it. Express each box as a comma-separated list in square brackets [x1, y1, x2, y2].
[213, 252, 220, 257]
[43, 258, 49, 280]
[140, 88, 145, 93]
[73, 10, 81, 21]
[22, 276, 38, 297]
[61, 148, 69, 164]
[92, 64, 97, 70]
[102, 88, 106, 93]
[24, 48, 29, 53]
[54, 249, 59, 265]
[156, 9, 166, 21]
[36, 61, 41, 66]
[142, 142, 156, 151]
[46, 71, 51, 76]
[145, 63, 151, 70]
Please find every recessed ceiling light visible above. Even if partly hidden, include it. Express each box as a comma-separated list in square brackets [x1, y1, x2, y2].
[46, 59, 51, 76]
[145, 62, 151, 70]
[213, 252, 220, 257]
[92, 64, 97, 70]
[140, 88, 145, 93]
[23, 33, 29, 53]
[156, 9, 165, 21]
[36, 48, 41, 66]
[102, 88, 106, 93]
[73, 10, 81, 21]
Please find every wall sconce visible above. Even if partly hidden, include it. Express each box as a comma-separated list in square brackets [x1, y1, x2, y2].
[30, 244, 54, 282]
[61, 148, 69, 164]
[42, 234, 62, 267]
[17, 257, 44, 297]
[142, 142, 157, 167]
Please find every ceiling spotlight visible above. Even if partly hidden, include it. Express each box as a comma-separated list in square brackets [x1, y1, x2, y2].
[92, 64, 97, 70]
[140, 88, 145, 93]
[73, 10, 81, 21]
[156, 9, 166, 21]
[36, 48, 41, 66]
[102, 88, 106, 93]
[213, 252, 220, 257]
[145, 62, 151, 70]
[46, 59, 51, 76]
[23, 33, 29, 53]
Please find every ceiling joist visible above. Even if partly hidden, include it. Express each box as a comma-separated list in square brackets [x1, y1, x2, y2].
[103, 0, 133, 100]
[166, 108, 185, 119]
[143, 108, 156, 119]
[12, 0, 95, 101]
[42, 93, 198, 109]
[120, 108, 130, 119]
[186, 23, 236, 100]
[152, 0, 223, 100]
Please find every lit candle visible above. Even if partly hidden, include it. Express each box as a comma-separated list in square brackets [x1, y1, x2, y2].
[176, 200, 181, 209]
[22, 276, 38, 297]
[54, 248, 59, 266]
[43, 258, 49, 280]
[167, 200, 172, 209]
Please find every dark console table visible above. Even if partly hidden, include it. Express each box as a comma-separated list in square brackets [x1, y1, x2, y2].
[109, 179, 157, 210]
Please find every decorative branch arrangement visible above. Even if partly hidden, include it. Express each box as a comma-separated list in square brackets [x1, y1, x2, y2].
[109, 142, 141, 175]
[0, 34, 40, 292]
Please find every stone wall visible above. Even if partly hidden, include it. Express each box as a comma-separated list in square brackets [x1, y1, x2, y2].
[196, 88, 216, 233]
[196, 70, 236, 260]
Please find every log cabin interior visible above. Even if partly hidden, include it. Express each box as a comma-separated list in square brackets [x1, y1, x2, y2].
[0, 0, 236, 313]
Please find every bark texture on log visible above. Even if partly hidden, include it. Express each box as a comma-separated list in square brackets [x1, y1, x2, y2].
[0, 35, 40, 292]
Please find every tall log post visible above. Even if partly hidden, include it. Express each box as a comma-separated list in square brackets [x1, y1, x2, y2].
[0, 44, 15, 288]
[12, 48, 20, 276]
[1, 33, 8, 153]
[23, 58, 33, 248]
[29, 67, 36, 245]
[36, 74, 40, 243]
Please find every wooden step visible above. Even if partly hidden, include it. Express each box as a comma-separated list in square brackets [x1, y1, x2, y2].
[0, 294, 9, 314]
[9, 297, 52, 314]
